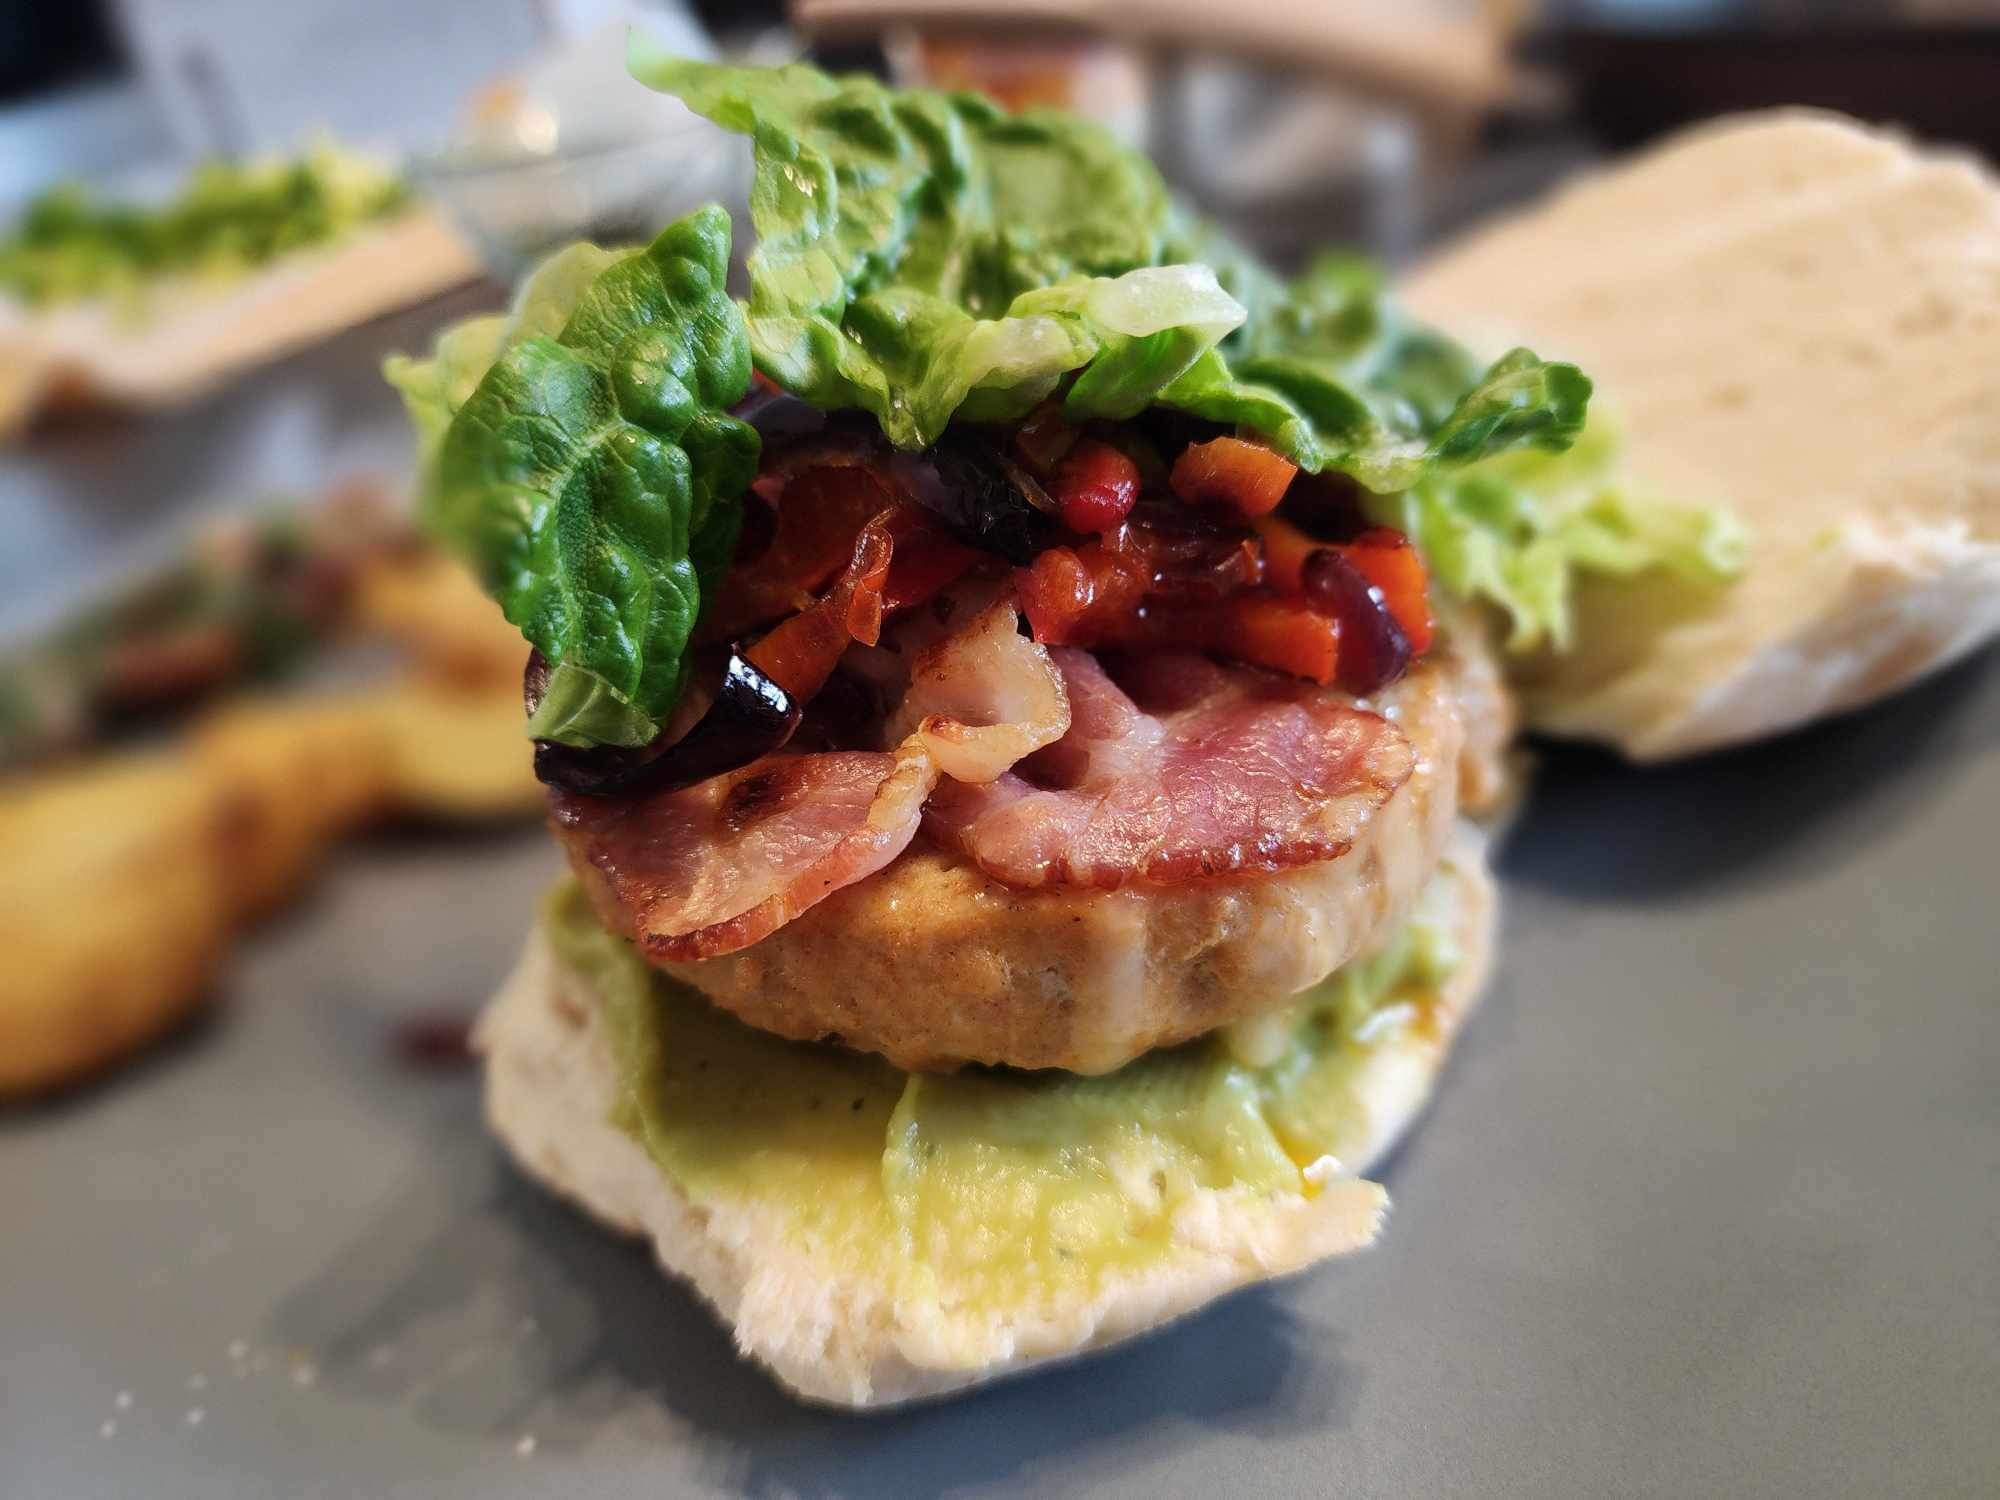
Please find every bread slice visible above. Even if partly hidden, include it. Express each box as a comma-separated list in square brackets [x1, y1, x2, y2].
[478, 824, 1497, 1408]
[1404, 110, 2000, 760]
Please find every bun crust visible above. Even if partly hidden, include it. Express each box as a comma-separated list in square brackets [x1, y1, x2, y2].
[478, 826, 1497, 1408]
[1405, 110, 2000, 759]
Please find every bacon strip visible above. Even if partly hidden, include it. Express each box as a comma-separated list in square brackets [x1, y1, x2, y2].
[922, 650, 1415, 889]
[885, 589, 1070, 785]
[552, 737, 939, 963]
[552, 587, 1071, 961]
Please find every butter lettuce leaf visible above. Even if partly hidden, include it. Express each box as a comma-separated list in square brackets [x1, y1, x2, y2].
[403, 207, 757, 745]
[835, 263, 1248, 443]
[1164, 250, 1592, 488]
[1198, 251, 1737, 647]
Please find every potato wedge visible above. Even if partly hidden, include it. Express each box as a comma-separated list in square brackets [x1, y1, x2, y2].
[0, 752, 233, 1098]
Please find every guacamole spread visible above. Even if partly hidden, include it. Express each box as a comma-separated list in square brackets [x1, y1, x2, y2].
[544, 866, 1463, 1350]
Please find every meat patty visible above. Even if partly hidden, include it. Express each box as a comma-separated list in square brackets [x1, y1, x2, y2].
[652, 628, 1497, 1074]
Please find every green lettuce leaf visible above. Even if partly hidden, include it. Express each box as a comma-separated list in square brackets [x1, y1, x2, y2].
[828, 263, 1248, 443]
[1367, 412, 1749, 651]
[385, 240, 627, 504]
[404, 206, 758, 746]
[1170, 248, 1738, 648]
[0, 141, 409, 313]
[1158, 249, 1592, 489]
[629, 45, 1223, 448]
[630, 49, 1590, 490]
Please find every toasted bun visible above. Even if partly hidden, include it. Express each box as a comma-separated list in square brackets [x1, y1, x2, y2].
[1404, 110, 2000, 760]
[479, 824, 1496, 1408]
[658, 629, 1499, 1075]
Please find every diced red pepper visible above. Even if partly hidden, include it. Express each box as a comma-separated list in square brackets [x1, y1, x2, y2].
[1250, 513, 1322, 594]
[1169, 436, 1298, 517]
[1339, 527, 1433, 654]
[1210, 595, 1341, 684]
[1048, 439, 1140, 534]
[1015, 536, 1150, 646]
[879, 509, 981, 612]
[1303, 549, 1410, 694]
[1108, 594, 1341, 685]
[744, 513, 894, 700]
[1016, 546, 1091, 645]
[709, 464, 896, 639]
[1253, 516, 1433, 659]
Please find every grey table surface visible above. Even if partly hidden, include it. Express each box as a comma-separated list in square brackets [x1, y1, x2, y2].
[4, 253, 1999, 1500]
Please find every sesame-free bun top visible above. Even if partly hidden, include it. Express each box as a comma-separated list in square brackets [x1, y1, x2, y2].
[1404, 110, 2000, 760]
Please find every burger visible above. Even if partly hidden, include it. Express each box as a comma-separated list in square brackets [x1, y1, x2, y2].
[387, 49, 1742, 1406]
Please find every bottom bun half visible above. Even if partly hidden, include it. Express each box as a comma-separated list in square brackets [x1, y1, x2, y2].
[478, 825, 1498, 1409]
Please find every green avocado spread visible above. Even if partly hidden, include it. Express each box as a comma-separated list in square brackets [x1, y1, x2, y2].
[543, 865, 1464, 1345]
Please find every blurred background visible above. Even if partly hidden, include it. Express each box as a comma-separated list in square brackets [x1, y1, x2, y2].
[2, 0, 1998, 1095]
[7, 0, 2000, 642]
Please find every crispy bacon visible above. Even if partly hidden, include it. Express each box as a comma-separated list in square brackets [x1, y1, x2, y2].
[884, 589, 1070, 784]
[553, 739, 939, 962]
[552, 585, 1071, 962]
[922, 649, 1414, 889]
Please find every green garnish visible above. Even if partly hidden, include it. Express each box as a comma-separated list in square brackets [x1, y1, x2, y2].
[0, 142, 408, 313]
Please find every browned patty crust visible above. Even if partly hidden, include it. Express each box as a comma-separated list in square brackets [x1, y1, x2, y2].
[639, 629, 1496, 1074]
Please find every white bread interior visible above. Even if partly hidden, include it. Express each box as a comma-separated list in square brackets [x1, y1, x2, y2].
[1404, 110, 2000, 760]
[478, 825, 1497, 1409]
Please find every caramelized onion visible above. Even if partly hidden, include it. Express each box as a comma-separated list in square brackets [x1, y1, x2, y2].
[524, 650, 800, 798]
[1302, 550, 1411, 696]
[889, 436, 1061, 565]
